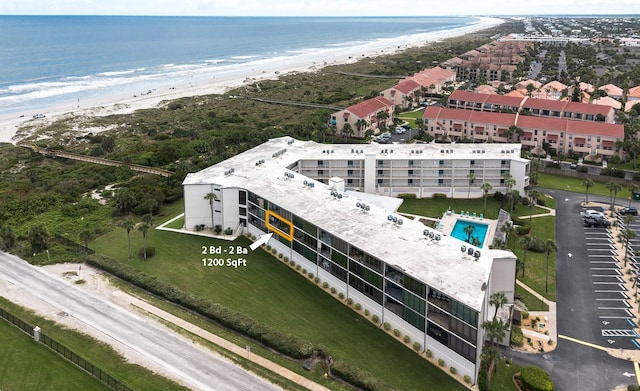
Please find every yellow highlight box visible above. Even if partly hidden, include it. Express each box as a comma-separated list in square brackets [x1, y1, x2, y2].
[265, 210, 294, 241]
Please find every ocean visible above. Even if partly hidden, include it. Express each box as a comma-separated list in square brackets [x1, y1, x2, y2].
[0, 15, 478, 114]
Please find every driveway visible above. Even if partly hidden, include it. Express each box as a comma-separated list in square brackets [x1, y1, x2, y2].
[0, 251, 280, 391]
[507, 188, 638, 390]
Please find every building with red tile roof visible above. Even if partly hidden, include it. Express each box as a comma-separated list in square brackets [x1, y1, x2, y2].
[592, 96, 622, 110]
[599, 84, 624, 100]
[628, 86, 640, 101]
[448, 90, 615, 123]
[330, 96, 394, 137]
[422, 107, 624, 158]
[380, 79, 422, 109]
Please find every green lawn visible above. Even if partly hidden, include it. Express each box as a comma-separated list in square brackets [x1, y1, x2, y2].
[90, 226, 467, 391]
[0, 298, 188, 391]
[0, 318, 110, 391]
[537, 172, 636, 203]
[489, 359, 522, 391]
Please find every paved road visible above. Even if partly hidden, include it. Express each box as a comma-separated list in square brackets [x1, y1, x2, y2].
[0, 251, 280, 391]
[510, 189, 637, 391]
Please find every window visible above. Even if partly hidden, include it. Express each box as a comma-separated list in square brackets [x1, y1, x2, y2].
[408, 178, 414, 185]
[318, 169, 324, 175]
[408, 169, 414, 176]
[470, 160, 475, 165]
[347, 160, 354, 167]
[318, 160, 324, 166]
[348, 169, 354, 176]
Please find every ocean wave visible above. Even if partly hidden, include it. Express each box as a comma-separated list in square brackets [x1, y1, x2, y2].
[98, 69, 137, 77]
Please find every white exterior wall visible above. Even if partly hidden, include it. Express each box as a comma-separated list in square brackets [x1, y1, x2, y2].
[490, 257, 517, 302]
[382, 310, 424, 350]
[184, 183, 224, 230]
[220, 188, 240, 232]
[364, 154, 376, 193]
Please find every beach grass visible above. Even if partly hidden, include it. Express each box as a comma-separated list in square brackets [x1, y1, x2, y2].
[90, 224, 467, 391]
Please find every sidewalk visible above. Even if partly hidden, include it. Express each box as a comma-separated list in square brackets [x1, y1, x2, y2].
[518, 205, 556, 220]
[122, 293, 331, 391]
[516, 279, 557, 347]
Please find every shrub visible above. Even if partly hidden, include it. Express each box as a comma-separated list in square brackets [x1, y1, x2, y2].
[224, 227, 233, 235]
[283, 256, 288, 262]
[403, 335, 410, 343]
[577, 166, 588, 173]
[511, 326, 524, 347]
[363, 308, 368, 315]
[600, 167, 625, 178]
[338, 292, 344, 299]
[438, 358, 445, 367]
[371, 314, 379, 324]
[355, 303, 362, 310]
[330, 287, 336, 294]
[520, 366, 554, 391]
[536, 197, 546, 206]
[278, 253, 283, 259]
[296, 264, 301, 270]
[628, 385, 640, 391]
[528, 236, 548, 253]
[322, 282, 329, 289]
[398, 193, 417, 199]
[214, 225, 222, 234]
[383, 322, 391, 331]
[449, 367, 457, 375]
[516, 224, 531, 235]
[521, 310, 529, 320]
[521, 197, 530, 206]
[493, 191, 504, 201]
[347, 298, 353, 305]
[463, 375, 471, 384]
[314, 277, 320, 283]
[289, 260, 295, 266]
[426, 349, 432, 358]
[271, 248, 277, 255]
[433, 193, 447, 199]
[302, 268, 307, 274]
[138, 246, 156, 259]
[412, 341, 421, 351]
[266, 245, 272, 251]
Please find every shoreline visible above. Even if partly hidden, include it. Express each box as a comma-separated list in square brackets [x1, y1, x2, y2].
[0, 16, 504, 144]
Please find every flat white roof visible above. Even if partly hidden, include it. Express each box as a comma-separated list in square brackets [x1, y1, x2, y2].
[184, 137, 516, 311]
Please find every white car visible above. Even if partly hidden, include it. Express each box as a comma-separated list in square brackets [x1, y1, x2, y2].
[394, 127, 406, 134]
[581, 209, 605, 219]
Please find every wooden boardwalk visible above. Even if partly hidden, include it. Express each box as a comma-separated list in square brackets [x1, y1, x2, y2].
[22, 144, 175, 177]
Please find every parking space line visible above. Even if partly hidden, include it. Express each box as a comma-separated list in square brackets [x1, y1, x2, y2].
[599, 316, 632, 319]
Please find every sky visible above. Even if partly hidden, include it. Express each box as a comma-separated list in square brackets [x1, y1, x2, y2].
[1, 0, 639, 17]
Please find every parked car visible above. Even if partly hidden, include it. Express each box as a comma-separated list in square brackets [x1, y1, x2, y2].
[394, 127, 406, 134]
[583, 216, 611, 227]
[569, 163, 577, 169]
[619, 207, 638, 216]
[581, 209, 605, 219]
[32, 113, 45, 119]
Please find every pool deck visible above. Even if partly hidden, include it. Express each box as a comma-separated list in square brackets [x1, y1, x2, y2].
[438, 211, 497, 249]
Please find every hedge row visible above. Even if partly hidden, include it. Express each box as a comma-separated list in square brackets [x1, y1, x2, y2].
[86, 254, 315, 359]
[331, 361, 398, 391]
[510, 326, 524, 347]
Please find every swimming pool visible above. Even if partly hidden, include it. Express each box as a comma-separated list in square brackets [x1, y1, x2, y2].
[450, 220, 488, 247]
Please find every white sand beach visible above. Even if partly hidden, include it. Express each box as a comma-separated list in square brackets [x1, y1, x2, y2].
[0, 17, 503, 144]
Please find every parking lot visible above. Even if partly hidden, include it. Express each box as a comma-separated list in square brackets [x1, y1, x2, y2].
[582, 207, 639, 349]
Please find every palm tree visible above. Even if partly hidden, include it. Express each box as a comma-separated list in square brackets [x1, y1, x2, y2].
[528, 189, 540, 223]
[342, 123, 354, 141]
[605, 181, 623, 210]
[137, 222, 150, 261]
[519, 236, 533, 279]
[482, 318, 507, 348]
[464, 224, 475, 243]
[79, 229, 95, 254]
[204, 192, 218, 231]
[354, 119, 368, 138]
[467, 172, 476, 199]
[481, 345, 501, 387]
[0, 224, 16, 250]
[502, 172, 516, 211]
[618, 227, 637, 267]
[489, 291, 508, 321]
[583, 178, 594, 204]
[121, 218, 135, 260]
[481, 182, 492, 216]
[500, 222, 516, 248]
[544, 239, 557, 294]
